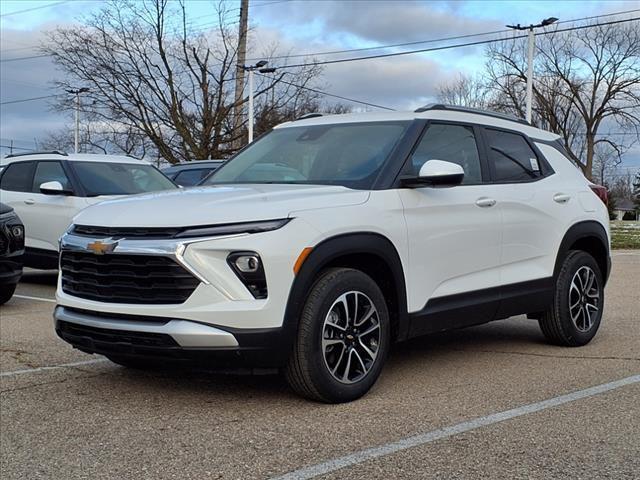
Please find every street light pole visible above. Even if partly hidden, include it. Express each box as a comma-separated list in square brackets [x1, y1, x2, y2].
[506, 17, 558, 123]
[66, 87, 90, 153]
[525, 27, 535, 123]
[248, 68, 254, 143]
[243, 61, 276, 144]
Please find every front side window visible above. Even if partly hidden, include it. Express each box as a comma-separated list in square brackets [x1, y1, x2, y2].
[32, 161, 72, 193]
[409, 123, 482, 184]
[485, 129, 542, 182]
[0, 161, 35, 192]
[72, 162, 176, 196]
[205, 122, 409, 189]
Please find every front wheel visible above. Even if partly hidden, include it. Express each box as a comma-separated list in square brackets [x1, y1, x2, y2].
[538, 250, 604, 346]
[0, 284, 17, 305]
[285, 268, 390, 403]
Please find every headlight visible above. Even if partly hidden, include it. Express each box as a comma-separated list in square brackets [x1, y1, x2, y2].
[174, 218, 290, 239]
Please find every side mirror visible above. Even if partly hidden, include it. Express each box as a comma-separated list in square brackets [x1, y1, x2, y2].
[402, 160, 464, 187]
[40, 181, 72, 195]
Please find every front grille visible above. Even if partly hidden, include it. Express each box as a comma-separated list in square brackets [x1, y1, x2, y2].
[0, 231, 6, 255]
[57, 320, 179, 350]
[71, 224, 183, 239]
[61, 251, 200, 304]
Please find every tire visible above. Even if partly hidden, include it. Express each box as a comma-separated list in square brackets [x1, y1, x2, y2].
[285, 268, 390, 403]
[0, 284, 17, 305]
[538, 250, 604, 346]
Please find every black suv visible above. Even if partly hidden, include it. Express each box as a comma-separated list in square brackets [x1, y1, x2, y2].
[0, 203, 25, 304]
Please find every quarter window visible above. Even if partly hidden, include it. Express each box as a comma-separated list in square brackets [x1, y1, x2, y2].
[0, 161, 35, 192]
[32, 161, 72, 193]
[485, 129, 542, 182]
[409, 124, 482, 184]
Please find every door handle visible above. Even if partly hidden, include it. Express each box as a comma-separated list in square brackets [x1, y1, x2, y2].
[476, 197, 496, 208]
[24, 199, 35, 205]
[553, 193, 571, 204]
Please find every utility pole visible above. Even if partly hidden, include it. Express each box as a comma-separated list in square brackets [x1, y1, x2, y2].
[506, 17, 558, 123]
[232, 0, 249, 148]
[66, 87, 90, 153]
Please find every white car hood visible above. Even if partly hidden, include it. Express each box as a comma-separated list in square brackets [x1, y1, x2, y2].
[73, 184, 369, 227]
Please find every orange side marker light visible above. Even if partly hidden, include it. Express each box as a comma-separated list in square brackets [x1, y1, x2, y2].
[293, 247, 313, 275]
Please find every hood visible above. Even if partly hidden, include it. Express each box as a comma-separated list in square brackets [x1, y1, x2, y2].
[73, 184, 369, 227]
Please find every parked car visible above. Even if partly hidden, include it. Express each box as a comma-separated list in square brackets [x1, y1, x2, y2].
[0, 203, 25, 305]
[162, 160, 225, 186]
[54, 105, 610, 403]
[0, 151, 177, 269]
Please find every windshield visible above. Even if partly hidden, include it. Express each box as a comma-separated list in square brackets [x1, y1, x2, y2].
[205, 122, 409, 189]
[73, 162, 176, 196]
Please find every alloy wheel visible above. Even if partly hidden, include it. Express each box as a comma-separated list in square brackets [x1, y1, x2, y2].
[321, 291, 381, 384]
[569, 266, 600, 332]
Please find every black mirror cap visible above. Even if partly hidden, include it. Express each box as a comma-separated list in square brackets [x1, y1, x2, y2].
[40, 186, 74, 196]
[400, 172, 464, 188]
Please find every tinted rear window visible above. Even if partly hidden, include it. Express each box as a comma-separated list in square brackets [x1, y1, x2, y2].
[0, 161, 35, 192]
[485, 129, 542, 182]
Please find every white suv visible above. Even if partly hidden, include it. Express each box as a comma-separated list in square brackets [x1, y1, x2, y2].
[54, 105, 611, 403]
[0, 152, 176, 268]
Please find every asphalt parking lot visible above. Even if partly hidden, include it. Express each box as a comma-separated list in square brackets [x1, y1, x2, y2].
[1, 253, 639, 479]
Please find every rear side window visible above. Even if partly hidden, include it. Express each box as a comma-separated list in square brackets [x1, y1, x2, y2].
[485, 129, 542, 182]
[32, 161, 72, 193]
[0, 161, 35, 192]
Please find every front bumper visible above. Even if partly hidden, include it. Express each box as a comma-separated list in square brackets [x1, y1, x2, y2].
[54, 306, 290, 367]
[0, 254, 23, 286]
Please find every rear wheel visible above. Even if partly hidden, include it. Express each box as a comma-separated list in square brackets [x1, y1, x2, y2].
[539, 250, 604, 346]
[285, 268, 390, 403]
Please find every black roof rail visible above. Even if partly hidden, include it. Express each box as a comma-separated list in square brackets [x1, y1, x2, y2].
[296, 113, 323, 120]
[414, 104, 530, 126]
[4, 150, 68, 159]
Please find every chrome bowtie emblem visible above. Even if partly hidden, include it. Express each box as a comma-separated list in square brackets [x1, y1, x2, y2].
[86, 239, 118, 255]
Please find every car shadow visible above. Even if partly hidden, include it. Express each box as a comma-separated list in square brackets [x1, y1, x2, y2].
[100, 317, 547, 402]
[19, 269, 58, 286]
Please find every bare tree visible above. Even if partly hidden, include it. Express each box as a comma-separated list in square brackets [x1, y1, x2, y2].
[436, 73, 490, 108]
[592, 142, 623, 186]
[40, 120, 158, 162]
[42, 0, 322, 164]
[487, 21, 640, 179]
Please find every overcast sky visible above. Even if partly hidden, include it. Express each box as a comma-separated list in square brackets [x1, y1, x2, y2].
[0, 0, 638, 170]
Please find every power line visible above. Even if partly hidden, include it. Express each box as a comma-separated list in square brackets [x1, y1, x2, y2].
[0, 94, 60, 106]
[271, 16, 640, 69]
[247, 8, 640, 63]
[0, 54, 51, 63]
[0, 1, 69, 18]
[256, 73, 395, 110]
[248, 28, 512, 62]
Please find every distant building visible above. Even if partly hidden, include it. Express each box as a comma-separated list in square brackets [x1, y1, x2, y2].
[614, 199, 638, 221]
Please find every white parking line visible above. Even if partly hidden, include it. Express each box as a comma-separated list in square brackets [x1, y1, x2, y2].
[0, 358, 108, 378]
[13, 294, 56, 303]
[272, 374, 640, 480]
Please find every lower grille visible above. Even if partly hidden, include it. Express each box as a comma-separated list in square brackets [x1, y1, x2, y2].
[60, 251, 200, 304]
[57, 320, 178, 351]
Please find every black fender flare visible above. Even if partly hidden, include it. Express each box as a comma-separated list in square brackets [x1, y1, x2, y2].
[281, 232, 409, 349]
[553, 221, 610, 283]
